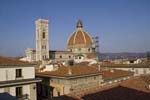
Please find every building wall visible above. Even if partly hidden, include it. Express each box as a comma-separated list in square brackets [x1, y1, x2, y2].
[69, 75, 102, 92]
[0, 66, 35, 81]
[103, 75, 132, 85]
[49, 51, 74, 61]
[0, 65, 38, 100]
[29, 83, 37, 100]
[25, 48, 36, 62]
[71, 47, 93, 54]
[36, 19, 49, 61]
[50, 75, 102, 96]
[0, 84, 36, 100]
[0, 88, 4, 93]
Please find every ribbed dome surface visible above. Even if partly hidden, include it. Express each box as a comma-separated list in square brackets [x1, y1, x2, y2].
[67, 20, 93, 48]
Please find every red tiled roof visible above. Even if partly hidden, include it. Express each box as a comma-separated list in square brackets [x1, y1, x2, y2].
[87, 53, 97, 59]
[0, 56, 32, 65]
[36, 66, 101, 77]
[141, 75, 150, 85]
[121, 77, 150, 93]
[101, 69, 134, 80]
[100, 62, 150, 68]
[67, 29, 93, 48]
[81, 85, 150, 100]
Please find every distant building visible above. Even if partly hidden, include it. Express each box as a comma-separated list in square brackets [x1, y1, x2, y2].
[52, 75, 150, 100]
[20, 48, 36, 62]
[101, 69, 133, 85]
[35, 64, 135, 99]
[49, 50, 74, 62]
[101, 63, 150, 76]
[122, 59, 142, 64]
[67, 20, 97, 62]
[21, 19, 97, 63]
[0, 56, 41, 100]
[36, 66, 102, 97]
[35, 19, 49, 61]
[81, 76, 150, 100]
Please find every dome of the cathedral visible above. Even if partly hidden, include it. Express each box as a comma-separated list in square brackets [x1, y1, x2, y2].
[67, 20, 93, 48]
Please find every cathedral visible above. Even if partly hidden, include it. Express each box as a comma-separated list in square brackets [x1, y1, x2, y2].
[21, 18, 98, 63]
[67, 20, 96, 62]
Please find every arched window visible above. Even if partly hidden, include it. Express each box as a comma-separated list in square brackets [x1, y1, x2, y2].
[43, 32, 45, 39]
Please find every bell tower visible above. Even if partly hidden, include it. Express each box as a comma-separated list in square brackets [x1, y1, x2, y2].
[35, 19, 49, 61]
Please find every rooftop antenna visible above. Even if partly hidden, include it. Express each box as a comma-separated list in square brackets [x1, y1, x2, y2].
[93, 34, 100, 61]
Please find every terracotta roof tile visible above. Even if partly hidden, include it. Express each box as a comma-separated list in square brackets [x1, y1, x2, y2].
[36, 66, 101, 77]
[0, 56, 32, 66]
[67, 28, 93, 48]
[87, 53, 97, 59]
[101, 69, 134, 80]
[100, 62, 150, 68]
[121, 77, 150, 93]
[141, 75, 150, 85]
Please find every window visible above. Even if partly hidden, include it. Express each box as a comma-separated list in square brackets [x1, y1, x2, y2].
[43, 55, 46, 59]
[60, 56, 62, 59]
[16, 69, 22, 78]
[43, 32, 45, 39]
[42, 45, 46, 49]
[79, 56, 81, 59]
[16, 87, 22, 97]
[57, 91, 60, 96]
[69, 56, 71, 58]
[88, 48, 90, 52]
[135, 69, 138, 74]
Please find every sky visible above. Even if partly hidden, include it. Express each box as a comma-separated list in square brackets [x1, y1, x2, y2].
[0, 0, 150, 57]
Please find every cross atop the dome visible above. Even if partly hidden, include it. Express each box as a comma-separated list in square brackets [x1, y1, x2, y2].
[77, 19, 83, 28]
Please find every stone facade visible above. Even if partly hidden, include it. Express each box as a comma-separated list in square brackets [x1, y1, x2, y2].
[67, 20, 96, 62]
[49, 51, 74, 62]
[25, 48, 36, 62]
[50, 75, 102, 96]
[36, 19, 49, 61]
[36, 65, 102, 97]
